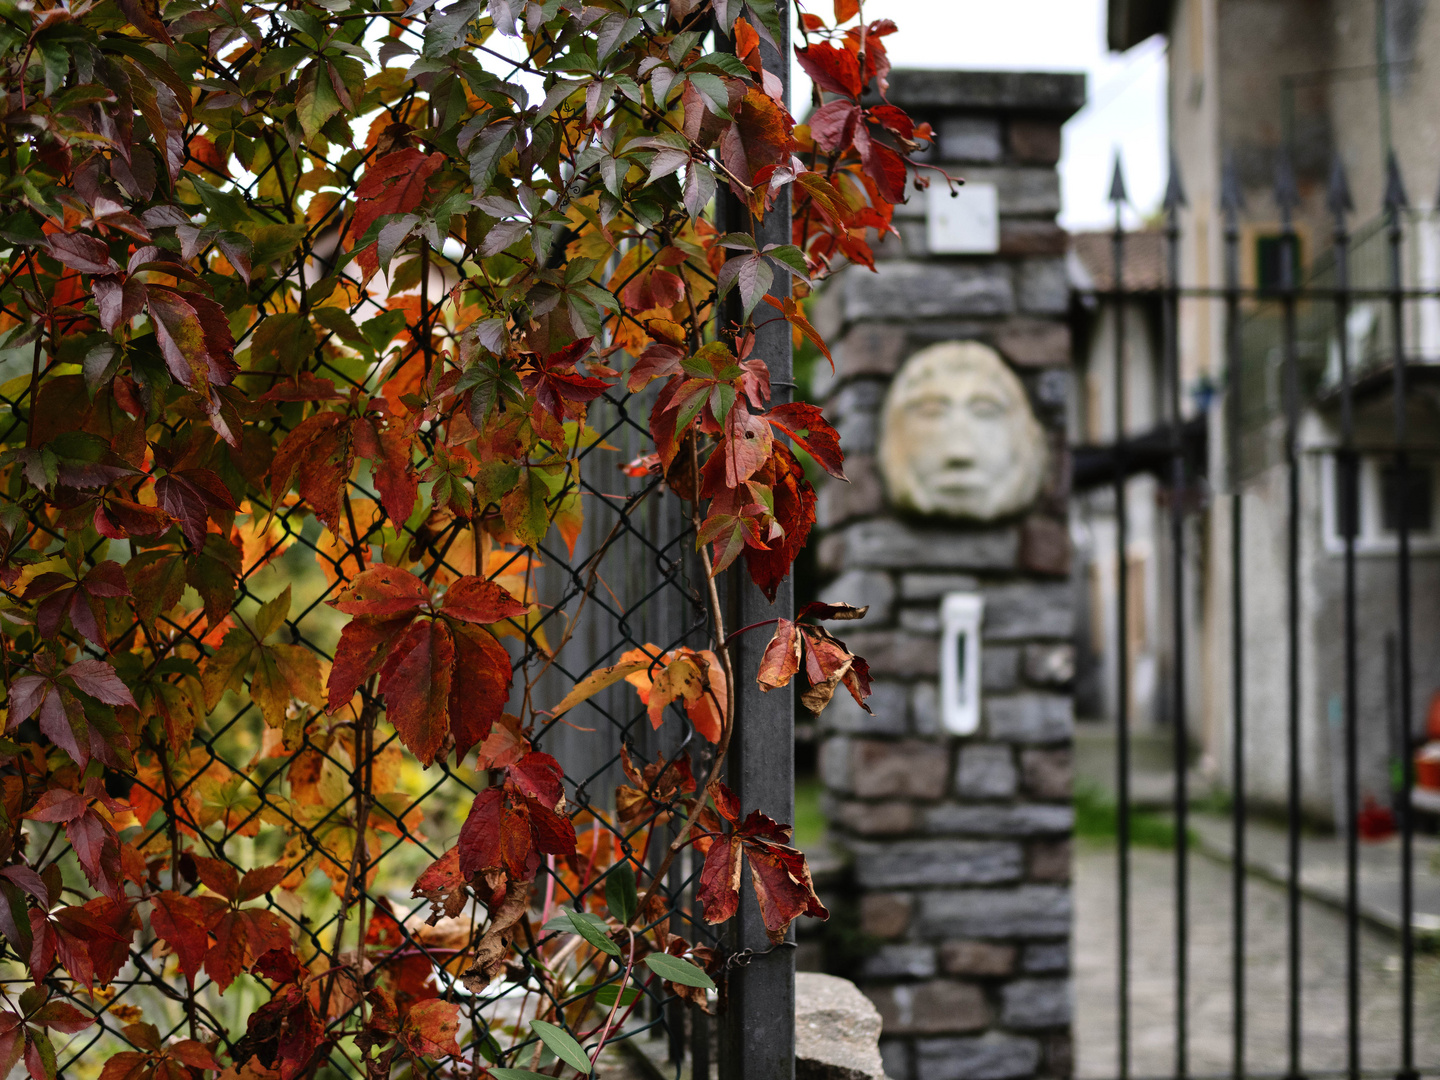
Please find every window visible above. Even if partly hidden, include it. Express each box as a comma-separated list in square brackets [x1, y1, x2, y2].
[1380, 465, 1434, 533]
[1256, 234, 1303, 293]
[1323, 454, 1440, 553]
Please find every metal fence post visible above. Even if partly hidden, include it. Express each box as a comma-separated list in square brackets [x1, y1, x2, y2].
[718, 3, 794, 1077]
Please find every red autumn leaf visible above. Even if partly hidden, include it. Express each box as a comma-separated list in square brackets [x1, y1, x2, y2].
[457, 781, 576, 883]
[148, 891, 212, 983]
[398, 999, 461, 1059]
[861, 138, 909, 205]
[155, 467, 238, 548]
[765, 402, 846, 480]
[47, 232, 121, 275]
[518, 338, 611, 421]
[259, 372, 345, 402]
[8, 659, 135, 769]
[144, 286, 238, 395]
[329, 564, 430, 619]
[270, 411, 353, 535]
[833, 0, 860, 20]
[808, 100, 862, 154]
[505, 750, 564, 807]
[230, 982, 323, 1080]
[761, 295, 833, 368]
[351, 148, 446, 275]
[742, 445, 816, 603]
[412, 847, 468, 921]
[757, 616, 872, 717]
[377, 618, 455, 768]
[23, 560, 130, 648]
[439, 577, 527, 624]
[696, 782, 827, 943]
[794, 42, 863, 98]
[206, 907, 293, 992]
[447, 622, 513, 761]
[723, 404, 773, 487]
[719, 88, 795, 195]
[352, 414, 418, 526]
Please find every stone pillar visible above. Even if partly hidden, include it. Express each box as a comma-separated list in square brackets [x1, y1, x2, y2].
[811, 71, 1083, 1080]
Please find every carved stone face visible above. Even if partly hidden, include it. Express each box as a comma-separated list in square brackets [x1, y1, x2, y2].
[878, 341, 1047, 521]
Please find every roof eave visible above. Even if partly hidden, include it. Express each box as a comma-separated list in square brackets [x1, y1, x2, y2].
[1107, 0, 1173, 51]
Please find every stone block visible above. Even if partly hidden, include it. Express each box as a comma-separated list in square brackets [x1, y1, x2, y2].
[921, 804, 1074, 837]
[1020, 748, 1073, 800]
[851, 839, 1023, 888]
[835, 323, 908, 381]
[1027, 840, 1072, 884]
[839, 631, 940, 678]
[866, 981, 989, 1036]
[994, 319, 1071, 368]
[1022, 942, 1069, 974]
[861, 943, 938, 980]
[881, 1040, 914, 1080]
[951, 168, 1062, 217]
[818, 531, 848, 576]
[1020, 516, 1072, 577]
[983, 583, 1075, 640]
[999, 220, 1068, 257]
[834, 799, 917, 836]
[842, 262, 1014, 321]
[828, 520, 1020, 573]
[955, 744, 1018, 799]
[911, 682, 940, 736]
[914, 1033, 1042, 1080]
[1031, 368, 1071, 413]
[900, 572, 981, 601]
[983, 646, 1022, 693]
[880, 70, 1086, 118]
[985, 694, 1074, 743]
[938, 116, 1003, 162]
[1023, 643, 1076, 687]
[822, 679, 907, 736]
[820, 736, 854, 792]
[1008, 118, 1063, 165]
[939, 940, 1017, 977]
[827, 380, 885, 456]
[796, 972, 889, 1080]
[850, 739, 950, 799]
[861, 892, 915, 939]
[821, 570, 897, 629]
[1000, 978, 1071, 1029]
[1016, 258, 1070, 315]
[917, 885, 1071, 939]
[900, 608, 940, 634]
[818, 455, 885, 529]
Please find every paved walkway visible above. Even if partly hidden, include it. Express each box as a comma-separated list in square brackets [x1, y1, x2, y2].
[1075, 839, 1440, 1078]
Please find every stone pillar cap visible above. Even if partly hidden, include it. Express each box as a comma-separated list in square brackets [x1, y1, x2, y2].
[867, 69, 1086, 120]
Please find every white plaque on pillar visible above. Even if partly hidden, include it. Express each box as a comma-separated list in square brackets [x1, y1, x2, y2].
[926, 181, 999, 254]
[940, 593, 985, 735]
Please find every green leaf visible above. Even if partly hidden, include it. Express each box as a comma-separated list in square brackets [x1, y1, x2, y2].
[488, 1071, 554, 1080]
[564, 910, 621, 957]
[529, 1020, 592, 1075]
[251, 45, 309, 86]
[643, 952, 715, 990]
[252, 586, 292, 640]
[605, 862, 637, 925]
[295, 61, 342, 140]
[593, 983, 642, 1008]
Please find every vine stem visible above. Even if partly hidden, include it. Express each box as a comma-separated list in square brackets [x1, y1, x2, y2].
[587, 928, 636, 1069]
[635, 436, 738, 921]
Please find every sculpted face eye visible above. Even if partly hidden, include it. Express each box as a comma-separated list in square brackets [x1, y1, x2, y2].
[910, 394, 950, 419]
[967, 394, 1006, 420]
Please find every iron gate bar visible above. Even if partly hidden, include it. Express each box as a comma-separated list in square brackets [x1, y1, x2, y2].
[717, 5, 795, 1078]
[1108, 157, 1134, 1080]
[1221, 157, 1247, 1080]
[1162, 160, 1190, 1080]
[1328, 156, 1362, 1080]
[1382, 151, 1418, 1080]
[1277, 153, 1304, 1080]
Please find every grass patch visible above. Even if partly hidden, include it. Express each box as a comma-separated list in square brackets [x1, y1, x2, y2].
[1074, 781, 1178, 847]
[793, 775, 826, 851]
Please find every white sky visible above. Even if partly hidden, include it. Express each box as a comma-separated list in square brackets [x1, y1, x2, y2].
[791, 0, 1168, 231]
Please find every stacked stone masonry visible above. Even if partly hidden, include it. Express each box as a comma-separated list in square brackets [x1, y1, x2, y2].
[812, 70, 1082, 1080]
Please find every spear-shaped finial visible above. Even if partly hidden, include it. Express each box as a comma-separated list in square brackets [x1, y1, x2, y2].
[1108, 153, 1129, 207]
[1163, 148, 1188, 211]
[1385, 150, 1409, 211]
[1327, 155, 1354, 220]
